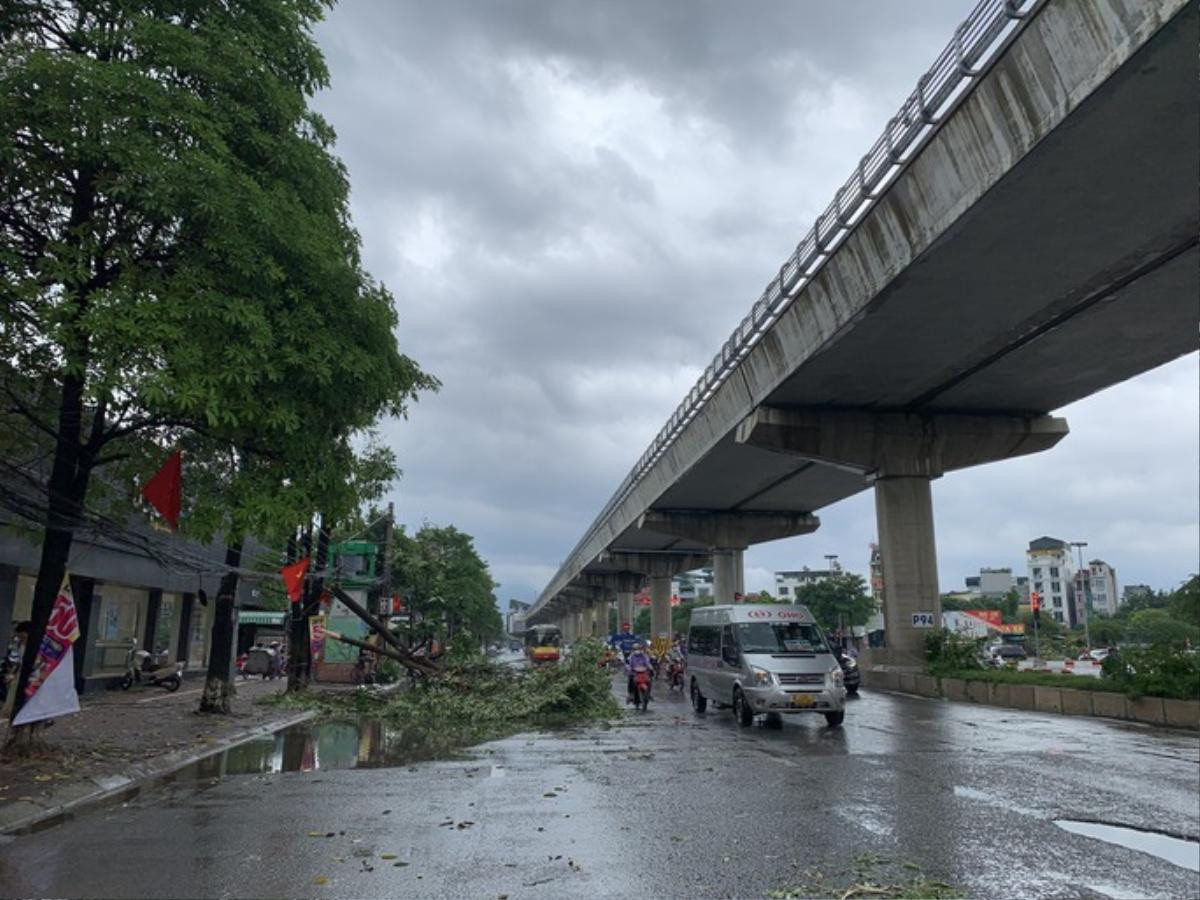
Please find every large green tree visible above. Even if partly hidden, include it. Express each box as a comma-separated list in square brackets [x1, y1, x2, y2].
[393, 525, 503, 653]
[792, 573, 876, 635]
[1, 1, 434, 726]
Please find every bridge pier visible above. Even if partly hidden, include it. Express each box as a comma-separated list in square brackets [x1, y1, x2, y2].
[648, 575, 672, 640]
[637, 511, 819, 605]
[711, 549, 745, 603]
[599, 553, 708, 641]
[737, 407, 1068, 666]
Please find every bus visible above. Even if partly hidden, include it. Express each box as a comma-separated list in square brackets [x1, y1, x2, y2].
[524, 624, 563, 666]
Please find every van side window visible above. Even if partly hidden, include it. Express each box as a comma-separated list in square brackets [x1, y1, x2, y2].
[720, 625, 739, 666]
[688, 625, 719, 657]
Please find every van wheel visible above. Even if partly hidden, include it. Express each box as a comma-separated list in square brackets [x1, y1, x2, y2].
[733, 688, 754, 727]
[824, 710, 845, 727]
[690, 680, 707, 714]
[765, 713, 783, 729]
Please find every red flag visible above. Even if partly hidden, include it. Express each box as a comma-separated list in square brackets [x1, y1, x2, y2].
[281, 557, 310, 603]
[141, 451, 182, 530]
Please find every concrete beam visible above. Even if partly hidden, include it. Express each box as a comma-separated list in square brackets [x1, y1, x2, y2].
[736, 407, 1068, 478]
[639, 509, 819, 550]
[599, 551, 710, 580]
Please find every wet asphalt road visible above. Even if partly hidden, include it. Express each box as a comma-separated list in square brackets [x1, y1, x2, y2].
[1, 678, 1197, 899]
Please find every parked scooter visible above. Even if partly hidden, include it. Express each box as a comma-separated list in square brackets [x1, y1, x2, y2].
[121, 640, 183, 692]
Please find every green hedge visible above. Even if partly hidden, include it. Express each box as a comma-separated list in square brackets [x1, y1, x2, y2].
[936, 654, 1199, 701]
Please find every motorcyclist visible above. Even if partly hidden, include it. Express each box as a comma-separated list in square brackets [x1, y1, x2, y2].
[625, 642, 653, 703]
[609, 622, 639, 661]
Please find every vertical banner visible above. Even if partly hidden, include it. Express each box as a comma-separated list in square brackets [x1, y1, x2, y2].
[309, 614, 327, 662]
[14, 575, 81, 726]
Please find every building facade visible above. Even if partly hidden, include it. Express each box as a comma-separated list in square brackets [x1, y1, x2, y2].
[1122, 584, 1152, 606]
[673, 568, 713, 602]
[1076, 559, 1119, 617]
[963, 567, 1022, 599]
[0, 529, 261, 693]
[506, 599, 531, 636]
[1026, 536, 1076, 625]
[773, 566, 839, 599]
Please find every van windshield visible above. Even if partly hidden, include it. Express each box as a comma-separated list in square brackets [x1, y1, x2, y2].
[735, 622, 829, 655]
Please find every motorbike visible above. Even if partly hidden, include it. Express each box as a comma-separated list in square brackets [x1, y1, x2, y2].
[121, 641, 183, 692]
[631, 666, 652, 711]
[666, 657, 685, 692]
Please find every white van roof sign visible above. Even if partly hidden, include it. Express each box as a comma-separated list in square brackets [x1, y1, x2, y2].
[690, 604, 817, 625]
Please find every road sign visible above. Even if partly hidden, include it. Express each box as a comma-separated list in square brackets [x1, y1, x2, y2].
[910, 612, 936, 628]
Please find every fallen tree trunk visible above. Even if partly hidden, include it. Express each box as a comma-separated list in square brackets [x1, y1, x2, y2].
[327, 585, 440, 675]
[325, 630, 439, 677]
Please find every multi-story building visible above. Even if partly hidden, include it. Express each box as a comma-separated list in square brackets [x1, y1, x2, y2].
[673, 568, 713, 602]
[1026, 537, 1076, 625]
[774, 566, 839, 599]
[963, 567, 1021, 599]
[1122, 584, 1152, 607]
[1076, 560, 1119, 617]
[865, 544, 886, 645]
[507, 599, 531, 637]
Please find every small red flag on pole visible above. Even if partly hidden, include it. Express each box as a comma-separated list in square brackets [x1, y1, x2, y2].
[141, 451, 182, 531]
[281, 557, 310, 603]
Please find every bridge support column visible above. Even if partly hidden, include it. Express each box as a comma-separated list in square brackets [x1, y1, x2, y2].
[736, 406, 1068, 667]
[712, 549, 745, 603]
[617, 592, 634, 629]
[649, 575, 672, 641]
[874, 476, 939, 666]
[598, 554, 709, 639]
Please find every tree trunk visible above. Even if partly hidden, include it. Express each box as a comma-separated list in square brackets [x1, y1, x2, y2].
[288, 517, 330, 691]
[198, 542, 242, 714]
[7, 371, 89, 734]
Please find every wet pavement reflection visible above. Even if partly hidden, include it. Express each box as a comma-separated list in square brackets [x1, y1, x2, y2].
[181, 719, 460, 779]
[0, 677, 1196, 899]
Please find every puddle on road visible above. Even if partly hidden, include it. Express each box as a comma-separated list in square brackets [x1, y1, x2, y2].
[179, 719, 460, 779]
[1054, 819, 1200, 872]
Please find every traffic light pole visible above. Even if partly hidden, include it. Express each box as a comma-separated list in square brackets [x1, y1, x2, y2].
[1030, 590, 1041, 664]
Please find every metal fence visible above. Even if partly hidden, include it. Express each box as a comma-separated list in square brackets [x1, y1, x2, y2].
[539, 0, 1041, 608]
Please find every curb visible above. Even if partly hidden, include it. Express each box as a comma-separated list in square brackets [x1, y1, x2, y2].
[860, 667, 1199, 731]
[0, 709, 317, 835]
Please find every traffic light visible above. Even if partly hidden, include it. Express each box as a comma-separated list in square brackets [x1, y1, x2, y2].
[1030, 591, 1041, 622]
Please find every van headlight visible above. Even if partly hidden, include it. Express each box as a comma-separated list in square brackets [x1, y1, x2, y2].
[750, 666, 774, 687]
[830, 667, 844, 686]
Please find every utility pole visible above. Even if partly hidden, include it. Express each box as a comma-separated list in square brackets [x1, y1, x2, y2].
[1070, 540, 1091, 651]
[825, 553, 843, 648]
[382, 502, 395, 620]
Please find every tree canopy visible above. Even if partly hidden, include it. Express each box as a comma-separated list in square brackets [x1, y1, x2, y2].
[792, 573, 877, 634]
[1, 1, 436, 725]
[392, 525, 503, 650]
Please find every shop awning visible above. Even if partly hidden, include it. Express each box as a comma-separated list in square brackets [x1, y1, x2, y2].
[238, 611, 287, 626]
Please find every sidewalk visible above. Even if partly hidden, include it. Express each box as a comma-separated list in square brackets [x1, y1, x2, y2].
[0, 677, 315, 834]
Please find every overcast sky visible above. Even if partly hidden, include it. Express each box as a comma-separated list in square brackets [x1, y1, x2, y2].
[311, 1, 1199, 605]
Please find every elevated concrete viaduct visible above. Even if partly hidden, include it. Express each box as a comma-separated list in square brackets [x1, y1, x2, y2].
[527, 0, 1198, 667]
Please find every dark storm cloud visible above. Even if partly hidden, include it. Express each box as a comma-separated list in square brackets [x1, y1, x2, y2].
[311, 1, 1199, 602]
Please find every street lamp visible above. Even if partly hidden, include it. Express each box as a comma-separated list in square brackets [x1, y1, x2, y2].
[1070, 540, 1091, 650]
[825, 554, 844, 646]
